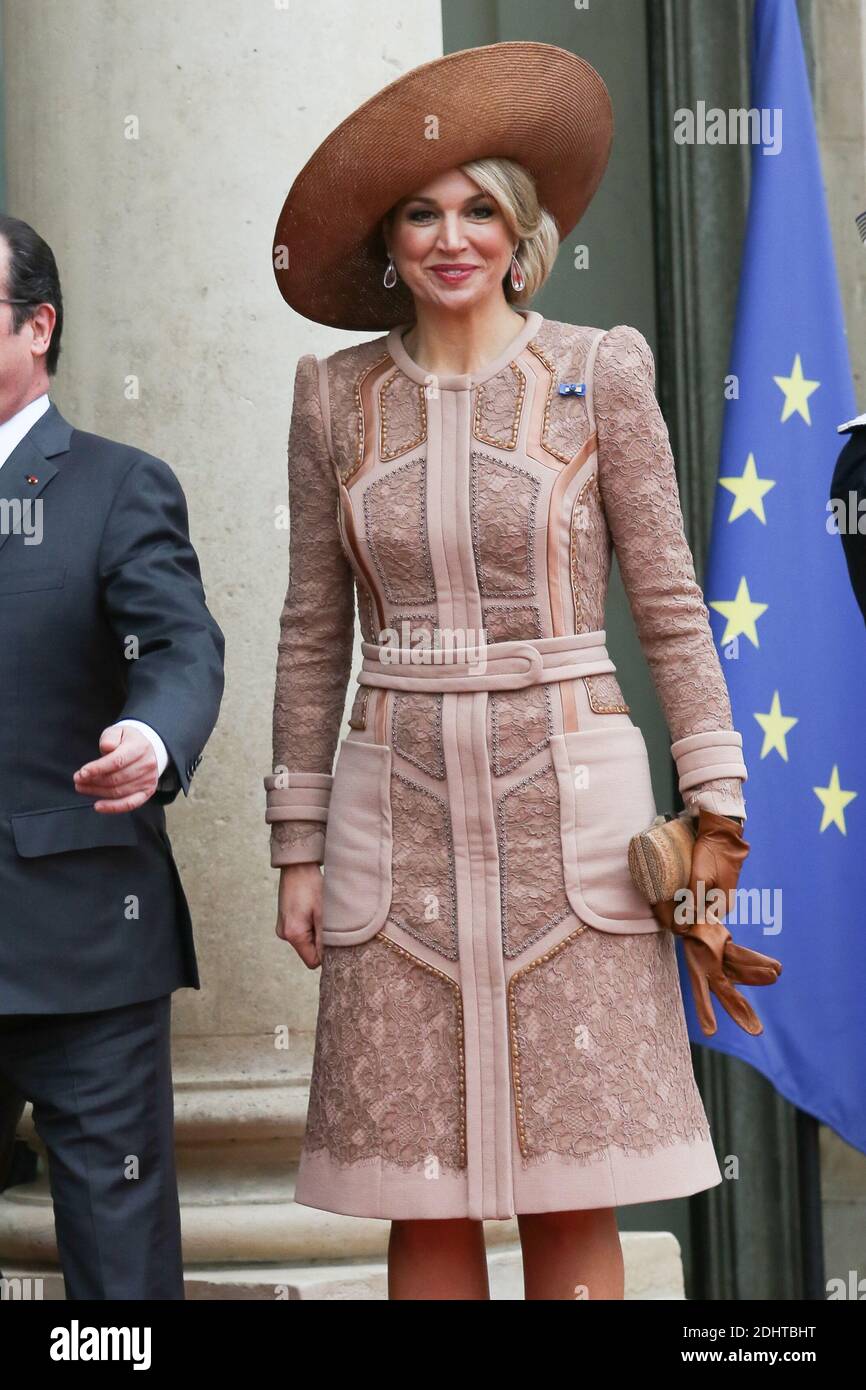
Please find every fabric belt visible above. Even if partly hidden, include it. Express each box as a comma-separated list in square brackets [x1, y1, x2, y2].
[357, 630, 616, 693]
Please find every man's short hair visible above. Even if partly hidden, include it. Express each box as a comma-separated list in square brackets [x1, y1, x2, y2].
[0, 214, 63, 375]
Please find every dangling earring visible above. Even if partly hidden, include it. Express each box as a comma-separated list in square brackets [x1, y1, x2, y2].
[383, 255, 397, 289]
[509, 252, 526, 292]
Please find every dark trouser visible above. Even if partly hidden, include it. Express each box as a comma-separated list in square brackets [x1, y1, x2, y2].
[0, 994, 184, 1299]
[0, 1075, 27, 1192]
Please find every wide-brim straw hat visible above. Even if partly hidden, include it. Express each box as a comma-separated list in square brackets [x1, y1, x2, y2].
[273, 40, 613, 330]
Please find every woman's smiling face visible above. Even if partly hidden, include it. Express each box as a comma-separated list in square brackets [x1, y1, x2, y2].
[385, 168, 516, 312]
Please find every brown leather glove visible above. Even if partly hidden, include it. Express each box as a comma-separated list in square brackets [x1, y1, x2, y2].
[652, 808, 782, 1037]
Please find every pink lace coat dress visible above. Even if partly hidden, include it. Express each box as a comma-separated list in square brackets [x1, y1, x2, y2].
[265, 309, 748, 1221]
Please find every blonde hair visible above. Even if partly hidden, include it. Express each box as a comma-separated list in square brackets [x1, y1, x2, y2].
[382, 157, 560, 303]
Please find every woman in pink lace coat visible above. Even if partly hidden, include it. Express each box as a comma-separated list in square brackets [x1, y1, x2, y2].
[265, 43, 749, 1299]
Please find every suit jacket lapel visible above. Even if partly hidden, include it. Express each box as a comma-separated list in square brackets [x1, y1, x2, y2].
[0, 403, 71, 558]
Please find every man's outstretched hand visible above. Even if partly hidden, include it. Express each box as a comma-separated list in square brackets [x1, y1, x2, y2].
[73, 725, 159, 813]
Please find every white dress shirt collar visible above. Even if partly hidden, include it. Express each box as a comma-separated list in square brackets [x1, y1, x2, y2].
[0, 393, 51, 471]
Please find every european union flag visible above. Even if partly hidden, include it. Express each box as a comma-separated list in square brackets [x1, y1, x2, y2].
[683, 0, 866, 1154]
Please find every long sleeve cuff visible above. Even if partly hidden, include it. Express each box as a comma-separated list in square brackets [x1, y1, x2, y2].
[670, 730, 748, 822]
[670, 730, 747, 790]
[264, 770, 333, 867]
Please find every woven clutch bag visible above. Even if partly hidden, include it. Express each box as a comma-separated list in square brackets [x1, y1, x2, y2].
[627, 809, 698, 906]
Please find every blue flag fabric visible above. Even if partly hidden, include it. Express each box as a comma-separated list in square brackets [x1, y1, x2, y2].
[678, 0, 866, 1154]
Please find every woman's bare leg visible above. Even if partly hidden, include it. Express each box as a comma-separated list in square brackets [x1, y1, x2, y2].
[517, 1207, 624, 1300]
[388, 1217, 490, 1300]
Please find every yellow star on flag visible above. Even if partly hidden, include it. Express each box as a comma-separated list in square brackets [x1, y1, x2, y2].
[773, 354, 820, 424]
[718, 452, 777, 523]
[709, 577, 768, 647]
[813, 765, 857, 834]
[754, 691, 798, 759]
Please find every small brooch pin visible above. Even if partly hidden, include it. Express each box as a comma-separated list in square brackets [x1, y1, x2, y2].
[557, 382, 586, 396]
[25, 474, 39, 484]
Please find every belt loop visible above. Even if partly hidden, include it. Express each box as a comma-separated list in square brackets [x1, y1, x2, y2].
[510, 641, 545, 683]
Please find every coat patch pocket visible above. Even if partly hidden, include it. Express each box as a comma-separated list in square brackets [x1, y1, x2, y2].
[550, 725, 661, 934]
[321, 736, 393, 945]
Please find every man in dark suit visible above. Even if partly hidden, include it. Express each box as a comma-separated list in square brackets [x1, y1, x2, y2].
[831, 412, 866, 625]
[0, 214, 224, 1298]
